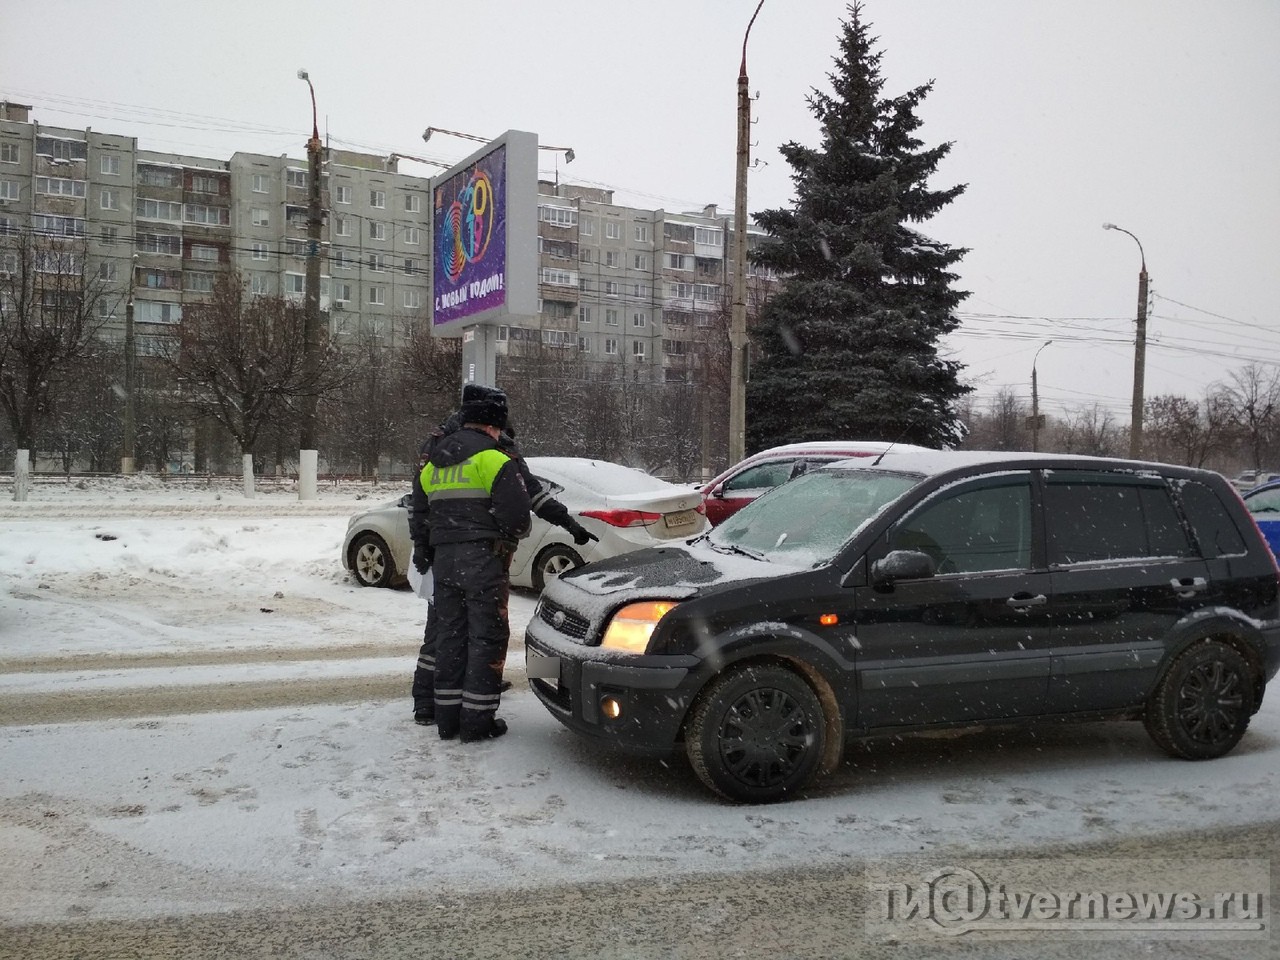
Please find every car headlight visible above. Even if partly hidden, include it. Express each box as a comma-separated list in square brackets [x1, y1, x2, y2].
[600, 601, 681, 654]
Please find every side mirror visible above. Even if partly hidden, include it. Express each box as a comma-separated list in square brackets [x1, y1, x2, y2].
[871, 549, 936, 584]
[710, 483, 725, 499]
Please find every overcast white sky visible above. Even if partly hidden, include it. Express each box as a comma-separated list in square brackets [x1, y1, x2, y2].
[2, 0, 1277, 425]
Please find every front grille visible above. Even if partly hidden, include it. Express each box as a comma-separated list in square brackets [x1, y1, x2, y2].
[537, 597, 592, 641]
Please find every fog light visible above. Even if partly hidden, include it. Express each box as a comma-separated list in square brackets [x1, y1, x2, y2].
[601, 696, 622, 720]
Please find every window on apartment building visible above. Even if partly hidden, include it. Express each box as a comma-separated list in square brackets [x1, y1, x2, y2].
[403, 289, 422, 309]
[0, 252, 17, 277]
[578, 336, 591, 353]
[403, 258, 420, 275]
[694, 283, 720, 302]
[368, 286, 385, 305]
[36, 137, 87, 162]
[402, 226, 420, 245]
[541, 267, 576, 287]
[139, 268, 181, 290]
[251, 242, 268, 261]
[663, 309, 691, 327]
[368, 253, 389, 272]
[33, 214, 85, 237]
[605, 221, 621, 240]
[286, 169, 307, 188]
[137, 165, 180, 187]
[186, 272, 215, 293]
[0, 143, 19, 164]
[603, 281, 619, 297]
[99, 225, 118, 245]
[285, 273, 306, 295]
[633, 253, 649, 270]
[404, 194, 421, 213]
[632, 283, 648, 298]
[605, 309, 619, 326]
[634, 224, 650, 243]
[663, 339, 689, 356]
[36, 177, 87, 198]
[604, 338, 619, 355]
[369, 189, 386, 209]
[580, 217, 595, 237]
[137, 232, 179, 256]
[334, 282, 352, 303]
[632, 340, 646, 361]
[0, 180, 18, 202]
[191, 174, 222, 194]
[252, 173, 269, 193]
[579, 306, 592, 324]
[368, 220, 386, 241]
[251, 208, 269, 227]
[666, 253, 692, 271]
[335, 216, 351, 237]
[335, 185, 352, 204]
[695, 311, 714, 327]
[695, 226, 722, 246]
[100, 154, 120, 176]
[285, 205, 307, 229]
[134, 301, 182, 324]
[136, 199, 182, 221]
[632, 311, 647, 328]
[185, 204, 229, 225]
[250, 273, 269, 295]
[98, 262, 117, 282]
[190, 244, 219, 262]
[94, 299, 115, 320]
[669, 282, 693, 300]
[100, 188, 119, 211]
[579, 248, 592, 264]
[331, 250, 352, 270]
[604, 251, 619, 269]
[538, 205, 577, 227]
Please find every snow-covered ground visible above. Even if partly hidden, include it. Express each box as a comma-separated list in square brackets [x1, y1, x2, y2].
[2, 476, 1279, 926]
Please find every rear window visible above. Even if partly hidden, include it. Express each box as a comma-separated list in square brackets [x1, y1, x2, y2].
[1045, 472, 1193, 565]
[1180, 480, 1248, 557]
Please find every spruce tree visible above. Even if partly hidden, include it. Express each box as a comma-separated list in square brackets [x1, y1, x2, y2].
[746, 2, 970, 452]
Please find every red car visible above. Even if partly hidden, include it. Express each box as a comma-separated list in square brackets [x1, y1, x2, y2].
[699, 441, 931, 526]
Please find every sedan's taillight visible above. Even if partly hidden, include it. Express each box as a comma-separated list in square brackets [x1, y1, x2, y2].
[580, 508, 662, 528]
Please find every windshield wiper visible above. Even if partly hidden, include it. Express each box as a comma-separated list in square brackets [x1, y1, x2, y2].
[708, 539, 765, 560]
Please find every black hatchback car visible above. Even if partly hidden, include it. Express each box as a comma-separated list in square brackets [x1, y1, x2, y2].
[525, 450, 1280, 803]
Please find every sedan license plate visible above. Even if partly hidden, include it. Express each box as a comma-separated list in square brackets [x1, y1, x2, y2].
[526, 652, 561, 680]
[663, 509, 698, 530]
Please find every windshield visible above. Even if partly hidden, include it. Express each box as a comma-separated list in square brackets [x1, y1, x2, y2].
[709, 468, 920, 565]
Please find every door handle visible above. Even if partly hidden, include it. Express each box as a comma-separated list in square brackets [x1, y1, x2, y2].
[1006, 593, 1047, 610]
[1170, 576, 1208, 598]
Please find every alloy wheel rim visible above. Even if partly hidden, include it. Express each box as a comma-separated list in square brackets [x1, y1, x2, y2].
[1176, 659, 1245, 745]
[717, 686, 813, 788]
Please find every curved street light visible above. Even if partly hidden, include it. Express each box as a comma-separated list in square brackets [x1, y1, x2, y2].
[423, 126, 574, 163]
[1102, 222, 1150, 458]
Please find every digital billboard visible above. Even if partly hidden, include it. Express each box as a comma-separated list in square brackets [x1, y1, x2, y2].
[430, 130, 537, 334]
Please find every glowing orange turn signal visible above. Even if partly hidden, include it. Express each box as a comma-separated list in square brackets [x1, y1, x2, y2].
[819, 613, 839, 626]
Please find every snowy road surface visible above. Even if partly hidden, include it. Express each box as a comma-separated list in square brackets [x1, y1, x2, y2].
[1, 478, 1277, 957]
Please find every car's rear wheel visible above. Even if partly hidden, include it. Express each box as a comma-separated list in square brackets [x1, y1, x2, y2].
[532, 543, 583, 592]
[685, 662, 826, 804]
[349, 532, 395, 588]
[1144, 640, 1255, 759]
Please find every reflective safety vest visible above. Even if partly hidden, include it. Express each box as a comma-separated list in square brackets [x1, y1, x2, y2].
[419, 447, 513, 503]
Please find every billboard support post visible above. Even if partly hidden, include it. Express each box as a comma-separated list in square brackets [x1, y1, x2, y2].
[460, 324, 498, 387]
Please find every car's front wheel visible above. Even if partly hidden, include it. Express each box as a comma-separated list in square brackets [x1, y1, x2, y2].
[532, 543, 583, 592]
[685, 662, 826, 803]
[1144, 640, 1256, 759]
[349, 532, 395, 588]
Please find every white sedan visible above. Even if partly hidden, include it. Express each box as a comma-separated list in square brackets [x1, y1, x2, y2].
[341, 457, 708, 591]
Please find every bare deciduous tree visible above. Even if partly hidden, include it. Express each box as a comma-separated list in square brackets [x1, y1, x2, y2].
[1215, 363, 1280, 472]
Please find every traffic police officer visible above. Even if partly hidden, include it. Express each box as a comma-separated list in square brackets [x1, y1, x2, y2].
[418, 385, 531, 741]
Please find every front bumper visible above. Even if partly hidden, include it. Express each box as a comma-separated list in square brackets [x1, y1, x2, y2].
[525, 614, 702, 754]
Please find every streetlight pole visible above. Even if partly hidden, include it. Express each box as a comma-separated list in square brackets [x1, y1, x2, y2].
[729, 0, 765, 467]
[1030, 339, 1052, 452]
[298, 69, 323, 499]
[121, 268, 136, 475]
[1103, 222, 1149, 459]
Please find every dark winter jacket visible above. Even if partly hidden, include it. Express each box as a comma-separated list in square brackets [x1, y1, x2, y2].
[417, 427, 531, 547]
[410, 418, 574, 548]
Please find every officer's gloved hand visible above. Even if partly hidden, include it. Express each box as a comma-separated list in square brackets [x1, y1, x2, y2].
[567, 520, 599, 546]
[412, 543, 433, 575]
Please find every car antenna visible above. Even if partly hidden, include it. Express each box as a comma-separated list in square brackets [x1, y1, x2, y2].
[871, 422, 916, 467]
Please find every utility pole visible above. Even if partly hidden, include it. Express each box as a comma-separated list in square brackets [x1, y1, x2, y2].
[1103, 222, 1148, 459]
[121, 272, 136, 474]
[298, 69, 323, 499]
[1030, 340, 1051, 452]
[728, 0, 765, 467]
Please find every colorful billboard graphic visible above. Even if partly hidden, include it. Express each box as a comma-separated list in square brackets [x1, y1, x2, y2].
[433, 145, 508, 326]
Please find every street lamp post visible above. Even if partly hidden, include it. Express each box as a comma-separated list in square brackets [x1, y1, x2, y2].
[729, 0, 765, 467]
[1103, 222, 1149, 459]
[121, 253, 139, 474]
[1030, 339, 1052, 452]
[297, 69, 323, 499]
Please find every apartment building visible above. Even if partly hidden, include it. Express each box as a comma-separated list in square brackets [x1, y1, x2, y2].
[1, 100, 777, 374]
